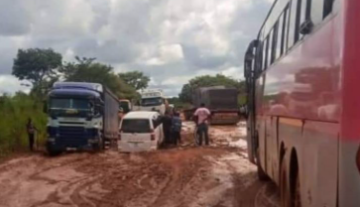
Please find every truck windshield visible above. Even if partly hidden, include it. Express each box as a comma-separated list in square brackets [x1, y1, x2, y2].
[50, 98, 93, 110]
[141, 97, 163, 107]
[121, 119, 151, 133]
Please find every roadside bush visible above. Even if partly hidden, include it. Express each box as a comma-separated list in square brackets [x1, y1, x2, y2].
[0, 93, 47, 157]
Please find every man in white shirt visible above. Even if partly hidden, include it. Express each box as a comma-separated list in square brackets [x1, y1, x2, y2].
[194, 103, 211, 146]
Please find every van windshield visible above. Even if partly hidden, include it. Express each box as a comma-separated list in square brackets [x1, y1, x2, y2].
[122, 119, 151, 133]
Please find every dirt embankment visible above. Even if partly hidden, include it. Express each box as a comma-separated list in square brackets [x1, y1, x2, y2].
[0, 122, 279, 207]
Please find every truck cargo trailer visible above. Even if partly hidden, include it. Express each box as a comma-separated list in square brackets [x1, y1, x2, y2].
[184, 86, 240, 125]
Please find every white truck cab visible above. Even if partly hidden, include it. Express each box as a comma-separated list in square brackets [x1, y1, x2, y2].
[139, 89, 168, 115]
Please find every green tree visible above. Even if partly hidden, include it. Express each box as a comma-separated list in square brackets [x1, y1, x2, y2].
[179, 74, 245, 103]
[12, 48, 62, 96]
[60, 57, 139, 99]
[118, 71, 150, 90]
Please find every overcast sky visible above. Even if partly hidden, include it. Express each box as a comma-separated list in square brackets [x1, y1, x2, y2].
[0, 0, 273, 96]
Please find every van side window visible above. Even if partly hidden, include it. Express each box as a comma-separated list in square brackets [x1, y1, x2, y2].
[152, 118, 158, 128]
[152, 116, 162, 128]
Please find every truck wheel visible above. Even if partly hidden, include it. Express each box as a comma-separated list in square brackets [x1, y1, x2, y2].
[47, 147, 61, 156]
[93, 137, 104, 152]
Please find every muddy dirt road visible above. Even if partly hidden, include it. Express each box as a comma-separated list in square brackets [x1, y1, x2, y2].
[0, 122, 279, 207]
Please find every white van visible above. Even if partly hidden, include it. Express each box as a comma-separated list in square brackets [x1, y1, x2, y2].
[118, 111, 164, 152]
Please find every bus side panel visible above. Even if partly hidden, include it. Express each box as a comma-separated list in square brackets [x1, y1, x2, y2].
[256, 76, 267, 170]
[339, 0, 360, 206]
[265, 116, 279, 184]
[258, 116, 267, 171]
[339, 141, 360, 207]
[302, 121, 338, 207]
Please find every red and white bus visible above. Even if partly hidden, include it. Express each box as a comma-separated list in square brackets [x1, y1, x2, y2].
[244, 0, 360, 206]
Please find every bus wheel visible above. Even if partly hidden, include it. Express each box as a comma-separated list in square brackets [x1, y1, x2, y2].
[293, 174, 302, 207]
[256, 149, 269, 181]
[280, 156, 291, 207]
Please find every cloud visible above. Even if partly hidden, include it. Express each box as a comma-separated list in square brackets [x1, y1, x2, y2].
[0, 0, 273, 96]
[0, 0, 32, 36]
[0, 75, 31, 95]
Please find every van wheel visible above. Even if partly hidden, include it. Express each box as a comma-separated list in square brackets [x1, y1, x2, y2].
[280, 155, 291, 207]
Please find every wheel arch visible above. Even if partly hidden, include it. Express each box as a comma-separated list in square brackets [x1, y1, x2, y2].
[289, 147, 299, 197]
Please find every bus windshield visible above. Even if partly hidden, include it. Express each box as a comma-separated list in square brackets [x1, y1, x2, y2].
[141, 97, 163, 107]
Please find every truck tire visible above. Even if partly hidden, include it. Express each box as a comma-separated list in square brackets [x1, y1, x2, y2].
[47, 146, 61, 157]
[93, 136, 104, 152]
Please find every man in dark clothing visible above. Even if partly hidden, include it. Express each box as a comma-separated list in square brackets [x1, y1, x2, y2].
[26, 118, 37, 151]
[162, 111, 172, 145]
[171, 112, 182, 145]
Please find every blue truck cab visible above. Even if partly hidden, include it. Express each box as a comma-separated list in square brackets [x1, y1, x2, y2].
[45, 82, 119, 155]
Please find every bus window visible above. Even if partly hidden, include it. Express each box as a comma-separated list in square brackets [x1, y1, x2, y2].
[288, 0, 302, 48]
[288, 0, 296, 48]
[267, 30, 274, 66]
[323, 0, 333, 18]
[311, 0, 325, 24]
[294, 0, 302, 43]
[272, 22, 279, 63]
[301, 0, 311, 24]
[276, 14, 284, 59]
[310, 0, 333, 26]
[256, 42, 263, 75]
[283, 5, 290, 52]
[263, 38, 269, 70]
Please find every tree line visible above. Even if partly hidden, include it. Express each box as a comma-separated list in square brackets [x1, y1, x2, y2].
[12, 48, 150, 100]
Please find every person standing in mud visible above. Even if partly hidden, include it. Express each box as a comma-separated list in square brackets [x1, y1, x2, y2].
[26, 118, 37, 151]
[171, 112, 182, 145]
[193, 103, 211, 146]
[162, 111, 172, 145]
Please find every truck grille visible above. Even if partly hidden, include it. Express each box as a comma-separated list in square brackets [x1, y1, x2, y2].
[59, 126, 86, 138]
